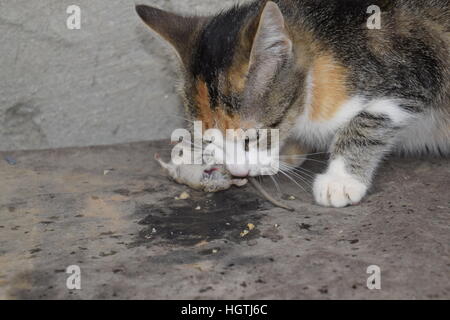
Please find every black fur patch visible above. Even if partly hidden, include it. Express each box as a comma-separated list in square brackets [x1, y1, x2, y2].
[190, 2, 262, 107]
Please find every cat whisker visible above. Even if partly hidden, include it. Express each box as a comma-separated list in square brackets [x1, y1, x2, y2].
[269, 175, 283, 196]
[287, 167, 316, 181]
[279, 161, 317, 180]
[280, 170, 313, 186]
[279, 157, 328, 165]
[280, 152, 329, 157]
[279, 161, 313, 178]
[277, 169, 308, 193]
[279, 164, 313, 186]
[288, 170, 313, 186]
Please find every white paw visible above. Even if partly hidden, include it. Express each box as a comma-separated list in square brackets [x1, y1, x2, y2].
[313, 158, 368, 208]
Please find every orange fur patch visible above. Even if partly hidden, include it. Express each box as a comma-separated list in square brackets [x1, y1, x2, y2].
[310, 54, 349, 121]
[214, 108, 241, 132]
[227, 63, 248, 93]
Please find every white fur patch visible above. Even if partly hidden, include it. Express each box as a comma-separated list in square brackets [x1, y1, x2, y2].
[395, 109, 450, 155]
[366, 99, 412, 125]
[294, 84, 365, 150]
[294, 84, 415, 151]
[313, 157, 368, 208]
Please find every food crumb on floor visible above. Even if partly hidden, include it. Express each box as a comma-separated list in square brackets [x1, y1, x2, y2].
[240, 229, 249, 237]
[176, 191, 190, 200]
[240, 223, 256, 237]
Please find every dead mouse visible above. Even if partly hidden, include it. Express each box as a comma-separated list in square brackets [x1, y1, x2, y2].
[154, 154, 294, 211]
[154, 153, 247, 192]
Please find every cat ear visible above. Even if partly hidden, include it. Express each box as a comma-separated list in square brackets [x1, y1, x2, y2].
[247, 1, 293, 96]
[136, 5, 204, 64]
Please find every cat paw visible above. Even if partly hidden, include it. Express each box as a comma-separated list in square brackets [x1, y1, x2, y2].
[313, 158, 368, 208]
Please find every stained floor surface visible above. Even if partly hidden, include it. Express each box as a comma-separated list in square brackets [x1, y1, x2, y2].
[0, 141, 449, 299]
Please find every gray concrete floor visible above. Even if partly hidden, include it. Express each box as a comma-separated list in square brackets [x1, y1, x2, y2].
[0, 141, 449, 299]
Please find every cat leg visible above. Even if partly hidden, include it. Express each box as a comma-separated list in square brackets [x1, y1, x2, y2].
[313, 104, 411, 207]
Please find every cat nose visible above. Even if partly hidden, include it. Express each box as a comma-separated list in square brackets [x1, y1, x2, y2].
[226, 164, 250, 177]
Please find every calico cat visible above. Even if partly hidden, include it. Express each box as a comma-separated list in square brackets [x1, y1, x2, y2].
[136, 0, 449, 208]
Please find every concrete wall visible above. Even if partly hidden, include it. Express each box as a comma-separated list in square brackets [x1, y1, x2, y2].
[0, 0, 244, 151]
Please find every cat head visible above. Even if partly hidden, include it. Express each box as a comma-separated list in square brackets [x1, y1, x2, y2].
[136, 1, 309, 176]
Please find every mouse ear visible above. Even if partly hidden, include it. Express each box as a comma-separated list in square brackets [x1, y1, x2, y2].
[136, 5, 206, 64]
